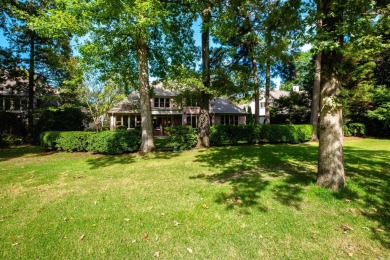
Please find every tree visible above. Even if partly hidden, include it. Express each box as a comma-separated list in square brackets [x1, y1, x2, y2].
[2, 0, 76, 138]
[316, 0, 385, 189]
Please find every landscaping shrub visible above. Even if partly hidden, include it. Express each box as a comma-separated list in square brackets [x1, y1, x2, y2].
[165, 126, 197, 151]
[87, 129, 141, 154]
[35, 107, 87, 133]
[0, 133, 24, 147]
[56, 132, 95, 152]
[210, 124, 313, 145]
[40, 129, 141, 154]
[348, 123, 366, 137]
[343, 125, 352, 137]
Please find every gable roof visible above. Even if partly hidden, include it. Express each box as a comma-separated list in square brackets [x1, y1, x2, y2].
[210, 98, 247, 114]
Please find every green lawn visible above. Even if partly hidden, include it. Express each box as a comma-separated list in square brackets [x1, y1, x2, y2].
[0, 139, 389, 259]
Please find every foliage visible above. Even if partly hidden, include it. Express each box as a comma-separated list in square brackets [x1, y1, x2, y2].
[271, 91, 311, 124]
[0, 133, 24, 147]
[210, 124, 312, 145]
[165, 126, 197, 151]
[344, 123, 366, 137]
[86, 129, 141, 155]
[40, 129, 141, 154]
[35, 107, 87, 134]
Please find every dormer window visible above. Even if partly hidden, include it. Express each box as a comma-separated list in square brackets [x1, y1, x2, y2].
[154, 98, 170, 108]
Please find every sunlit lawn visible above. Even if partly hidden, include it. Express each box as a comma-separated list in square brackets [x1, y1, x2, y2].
[0, 139, 389, 259]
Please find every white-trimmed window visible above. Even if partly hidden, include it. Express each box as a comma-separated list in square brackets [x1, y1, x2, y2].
[154, 98, 170, 108]
[186, 114, 198, 128]
[220, 115, 239, 125]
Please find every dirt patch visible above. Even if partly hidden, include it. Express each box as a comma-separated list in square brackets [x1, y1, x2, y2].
[343, 137, 363, 141]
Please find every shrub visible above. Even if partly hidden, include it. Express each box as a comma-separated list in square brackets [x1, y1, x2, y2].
[40, 129, 141, 154]
[87, 129, 141, 154]
[165, 126, 197, 151]
[210, 124, 313, 145]
[35, 107, 87, 134]
[348, 123, 366, 137]
[343, 125, 351, 137]
[0, 133, 24, 147]
[56, 132, 95, 152]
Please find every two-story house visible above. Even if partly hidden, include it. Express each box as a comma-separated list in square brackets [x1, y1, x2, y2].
[108, 83, 247, 135]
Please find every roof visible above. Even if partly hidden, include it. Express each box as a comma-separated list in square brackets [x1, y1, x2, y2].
[153, 82, 180, 97]
[108, 93, 140, 113]
[108, 93, 247, 115]
[269, 90, 290, 100]
[210, 98, 247, 114]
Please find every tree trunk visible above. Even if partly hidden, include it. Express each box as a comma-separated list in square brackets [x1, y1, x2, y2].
[28, 30, 35, 139]
[317, 0, 345, 189]
[137, 34, 156, 154]
[310, 52, 321, 141]
[265, 57, 271, 124]
[197, 4, 211, 148]
[253, 58, 260, 124]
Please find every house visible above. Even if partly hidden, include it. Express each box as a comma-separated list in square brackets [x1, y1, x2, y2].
[0, 69, 58, 134]
[108, 83, 247, 135]
[240, 86, 301, 124]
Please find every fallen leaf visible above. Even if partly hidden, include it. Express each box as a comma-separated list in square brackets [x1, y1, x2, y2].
[236, 199, 243, 204]
[131, 239, 137, 243]
[124, 218, 130, 222]
[345, 198, 351, 203]
[173, 220, 180, 226]
[202, 204, 209, 209]
[94, 201, 97, 205]
[187, 248, 193, 254]
[154, 252, 160, 258]
[155, 234, 159, 241]
[348, 252, 353, 257]
[143, 233, 148, 239]
[12, 243, 19, 247]
[79, 234, 85, 241]
[374, 228, 385, 232]
[342, 224, 353, 232]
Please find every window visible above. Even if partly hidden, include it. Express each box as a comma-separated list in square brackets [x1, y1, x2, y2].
[260, 102, 265, 108]
[220, 115, 239, 125]
[154, 98, 170, 108]
[186, 114, 198, 128]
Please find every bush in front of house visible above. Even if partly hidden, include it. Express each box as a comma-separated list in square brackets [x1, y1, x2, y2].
[86, 129, 141, 154]
[0, 133, 24, 147]
[343, 123, 366, 137]
[165, 126, 197, 151]
[40, 129, 141, 154]
[210, 124, 313, 145]
[348, 123, 366, 137]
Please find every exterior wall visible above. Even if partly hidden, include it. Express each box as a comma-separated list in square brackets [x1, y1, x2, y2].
[212, 115, 221, 125]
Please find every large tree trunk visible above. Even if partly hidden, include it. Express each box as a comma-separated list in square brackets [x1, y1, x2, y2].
[197, 4, 211, 148]
[137, 34, 156, 154]
[310, 52, 321, 141]
[28, 31, 35, 139]
[317, 0, 345, 190]
[253, 58, 260, 124]
[264, 57, 271, 124]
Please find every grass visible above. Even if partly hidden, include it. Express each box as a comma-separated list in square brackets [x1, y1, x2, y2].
[0, 139, 389, 259]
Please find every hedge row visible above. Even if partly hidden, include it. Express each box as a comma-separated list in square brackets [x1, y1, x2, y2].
[40, 129, 141, 154]
[210, 124, 313, 145]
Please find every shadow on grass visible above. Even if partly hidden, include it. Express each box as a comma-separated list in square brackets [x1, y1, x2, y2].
[0, 145, 56, 162]
[85, 150, 182, 169]
[192, 142, 390, 249]
[192, 144, 317, 212]
[336, 146, 390, 249]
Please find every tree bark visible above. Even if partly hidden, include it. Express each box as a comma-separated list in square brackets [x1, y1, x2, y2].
[28, 30, 35, 138]
[137, 33, 156, 154]
[317, 0, 345, 190]
[310, 52, 321, 141]
[265, 57, 271, 124]
[197, 3, 211, 148]
[253, 58, 260, 124]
